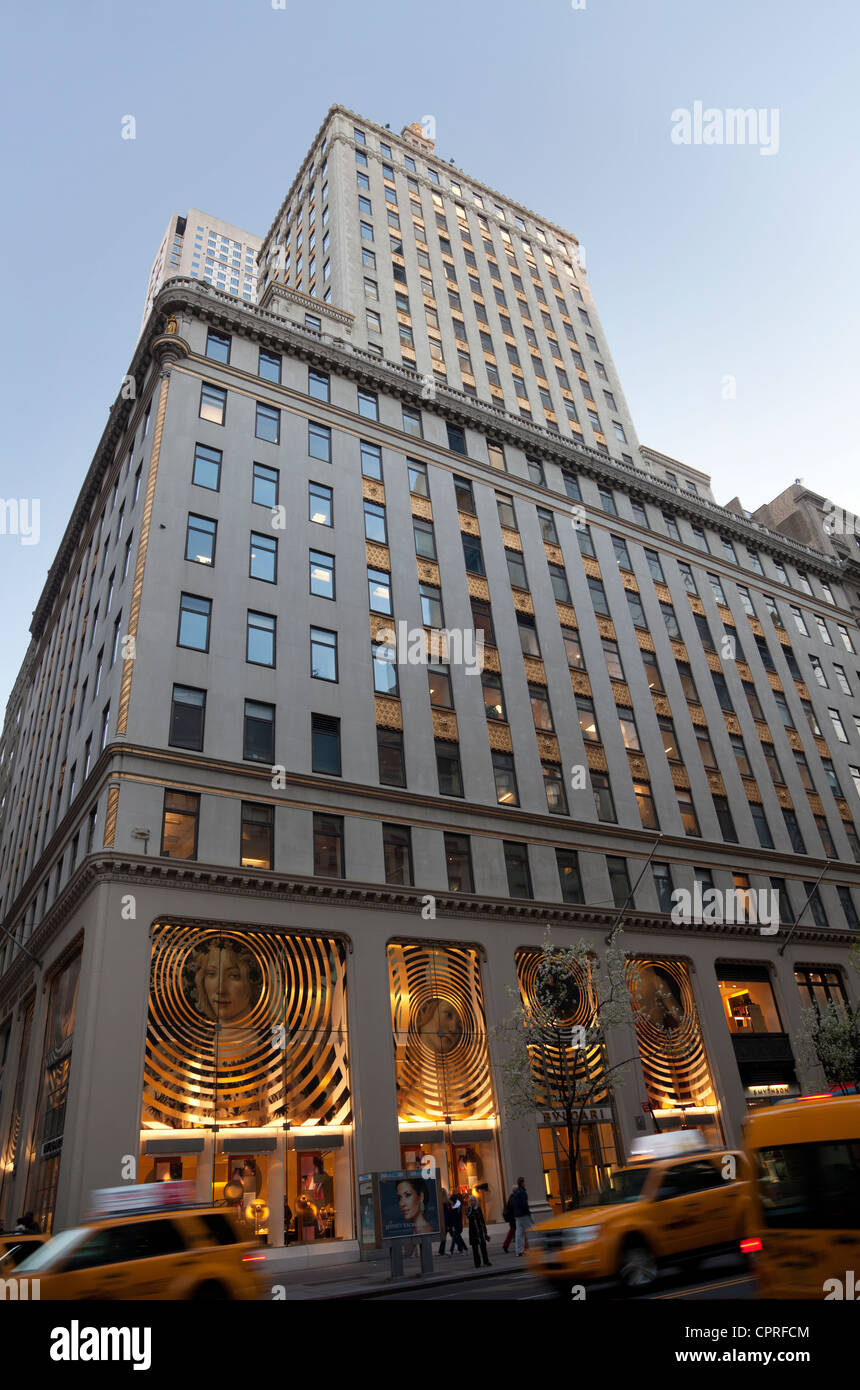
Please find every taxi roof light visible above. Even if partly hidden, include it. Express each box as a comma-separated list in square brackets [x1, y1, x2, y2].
[628, 1130, 710, 1163]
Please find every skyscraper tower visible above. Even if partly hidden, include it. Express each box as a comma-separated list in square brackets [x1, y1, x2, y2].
[1, 107, 857, 1246]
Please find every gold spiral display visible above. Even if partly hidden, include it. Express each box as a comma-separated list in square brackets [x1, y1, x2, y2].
[141, 924, 351, 1129]
[626, 958, 716, 1111]
[515, 949, 608, 1107]
[388, 943, 494, 1122]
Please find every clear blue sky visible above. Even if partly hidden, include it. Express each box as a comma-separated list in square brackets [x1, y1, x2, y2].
[1, 0, 858, 714]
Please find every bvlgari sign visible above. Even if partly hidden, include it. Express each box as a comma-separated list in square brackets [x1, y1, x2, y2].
[540, 1107, 612, 1125]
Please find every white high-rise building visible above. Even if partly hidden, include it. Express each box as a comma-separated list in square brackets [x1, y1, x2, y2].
[140, 208, 262, 332]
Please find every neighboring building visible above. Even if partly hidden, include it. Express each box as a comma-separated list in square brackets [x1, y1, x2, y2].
[140, 209, 261, 332]
[749, 482, 860, 625]
[1, 106, 859, 1249]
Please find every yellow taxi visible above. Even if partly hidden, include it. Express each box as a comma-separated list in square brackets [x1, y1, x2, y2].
[742, 1093, 860, 1299]
[527, 1131, 751, 1294]
[0, 1232, 47, 1272]
[14, 1184, 265, 1300]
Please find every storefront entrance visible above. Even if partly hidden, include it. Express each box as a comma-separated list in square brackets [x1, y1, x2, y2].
[538, 1110, 619, 1212]
[399, 1128, 502, 1222]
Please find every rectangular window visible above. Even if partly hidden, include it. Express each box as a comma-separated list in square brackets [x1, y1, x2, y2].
[240, 802, 274, 870]
[436, 740, 463, 796]
[358, 388, 379, 420]
[192, 443, 221, 492]
[252, 462, 279, 509]
[548, 564, 571, 604]
[591, 770, 616, 822]
[504, 841, 532, 898]
[308, 421, 331, 461]
[383, 824, 413, 885]
[185, 513, 216, 566]
[446, 423, 467, 455]
[309, 549, 334, 599]
[169, 685, 206, 750]
[653, 863, 674, 913]
[311, 712, 341, 775]
[676, 789, 700, 837]
[492, 750, 519, 806]
[177, 593, 211, 650]
[376, 727, 405, 787]
[160, 790, 199, 859]
[506, 550, 528, 590]
[360, 440, 382, 479]
[369, 568, 392, 615]
[407, 458, 429, 496]
[310, 627, 337, 681]
[205, 330, 230, 363]
[308, 369, 330, 402]
[249, 531, 277, 583]
[714, 794, 738, 842]
[199, 383, 226, 425]
[309, 480, 332, 526]
[259, 349, 281, 383]
[314, 813, 344, 876]
[364, 499, 387, 544]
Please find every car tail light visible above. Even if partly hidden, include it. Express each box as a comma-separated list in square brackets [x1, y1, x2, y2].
[740, 1237, 762, 1254]
[242, 1253, 266, 1264]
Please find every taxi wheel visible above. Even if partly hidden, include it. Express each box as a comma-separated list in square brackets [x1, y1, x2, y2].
[189, 1280, 232, 1300]
[618, 1238, 657, 1294]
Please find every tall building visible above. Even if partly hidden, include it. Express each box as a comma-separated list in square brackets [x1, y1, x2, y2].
[140, 209, 261, 332]
[1, 106, 858, 1249]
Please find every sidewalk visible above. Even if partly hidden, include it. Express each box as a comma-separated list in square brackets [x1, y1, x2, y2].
[258, 1224, 528, 1299]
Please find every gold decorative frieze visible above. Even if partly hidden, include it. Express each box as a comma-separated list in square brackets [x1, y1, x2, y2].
[652, 695, 672, 717]
[748, 617, 765, 637]
[707, 771, 726, 796]
[807, 793, 825, 816]
[705, 651, 723, 672]
[103, 785, 120, 847]
[776, 786, 794, 809]
[636, 631, 655, 652]
[513, 591, 535, 615]
[501, 526, 523, 551]
[670, 764, 691, 788]
[794, 682, 810, 700]
[766, 671, 784, 692]
[467, 575, 491, 600]
[723, 712, 742, 735]
[736, 663, 752, 682]
[523, 656, 547, 684]
[777, 629, 793, 648]
[582, 555, 602, 579]
[814, 737, 830, 759]
[458, 511, 480, 536]
[556, 602, 577, 627]
[416, 559, 441, 586]
[375, 696, 403, 730]
[743, 777, 764, 804]
[370, 614, 390, 642]
[362, 477, 385, 503]
[432, 710, 459, 742]
[482, 643, 501, 673]
[611, 681, 632, 704]
[537, 732, 560, 761]
[670, 640, 688, 662]
[366, 541, 390, 571]
[621, 572, 639, 593]
[837, 801, 853, 822]
[716, 604, 734, 626]
[585, 744, 608, 772]
[570, 670, 592, 697]
[627, 753, 649, 779]
[411, 495, 433, 521]
[487, 721, 513, 753]
[755, 720, 774, 743]
[786, 729, 804, 751]
[654, 582, 672, 604]
[544, 542, 564, 566]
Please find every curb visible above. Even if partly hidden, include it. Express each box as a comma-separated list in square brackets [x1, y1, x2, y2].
[295, 1259, 532, 1300]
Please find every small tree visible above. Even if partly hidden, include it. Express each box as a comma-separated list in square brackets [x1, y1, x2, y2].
[795, 975, 860, 1095]
[494, 925, 645, 1210]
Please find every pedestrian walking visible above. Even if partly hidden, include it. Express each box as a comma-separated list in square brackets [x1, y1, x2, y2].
[466, 1195, 491, 1268]
[438, 1191, 452, 1256]
[512, 1177, 533, 1256]
[447, 1193, 467, 1254]
[501, 1189, 517, 1252]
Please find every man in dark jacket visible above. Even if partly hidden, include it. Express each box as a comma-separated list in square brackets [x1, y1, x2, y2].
[466, 1196, 491, 1267]
[512, 1177, 533, 1255]
[447, 1192, 467, 1254]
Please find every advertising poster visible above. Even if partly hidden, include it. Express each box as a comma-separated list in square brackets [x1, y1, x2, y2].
[379, 1170, 440, 1240]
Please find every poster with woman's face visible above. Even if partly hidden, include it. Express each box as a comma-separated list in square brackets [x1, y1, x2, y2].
[378, 1171, 440, 1240]
[415, 996, 464, 1056]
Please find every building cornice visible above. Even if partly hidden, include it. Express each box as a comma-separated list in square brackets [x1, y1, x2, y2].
[3, 852, 854, 1014]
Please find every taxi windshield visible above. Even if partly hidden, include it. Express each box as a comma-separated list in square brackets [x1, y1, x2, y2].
[14, 1227, 88, 1273]
[592, 1167, 652, 1205]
